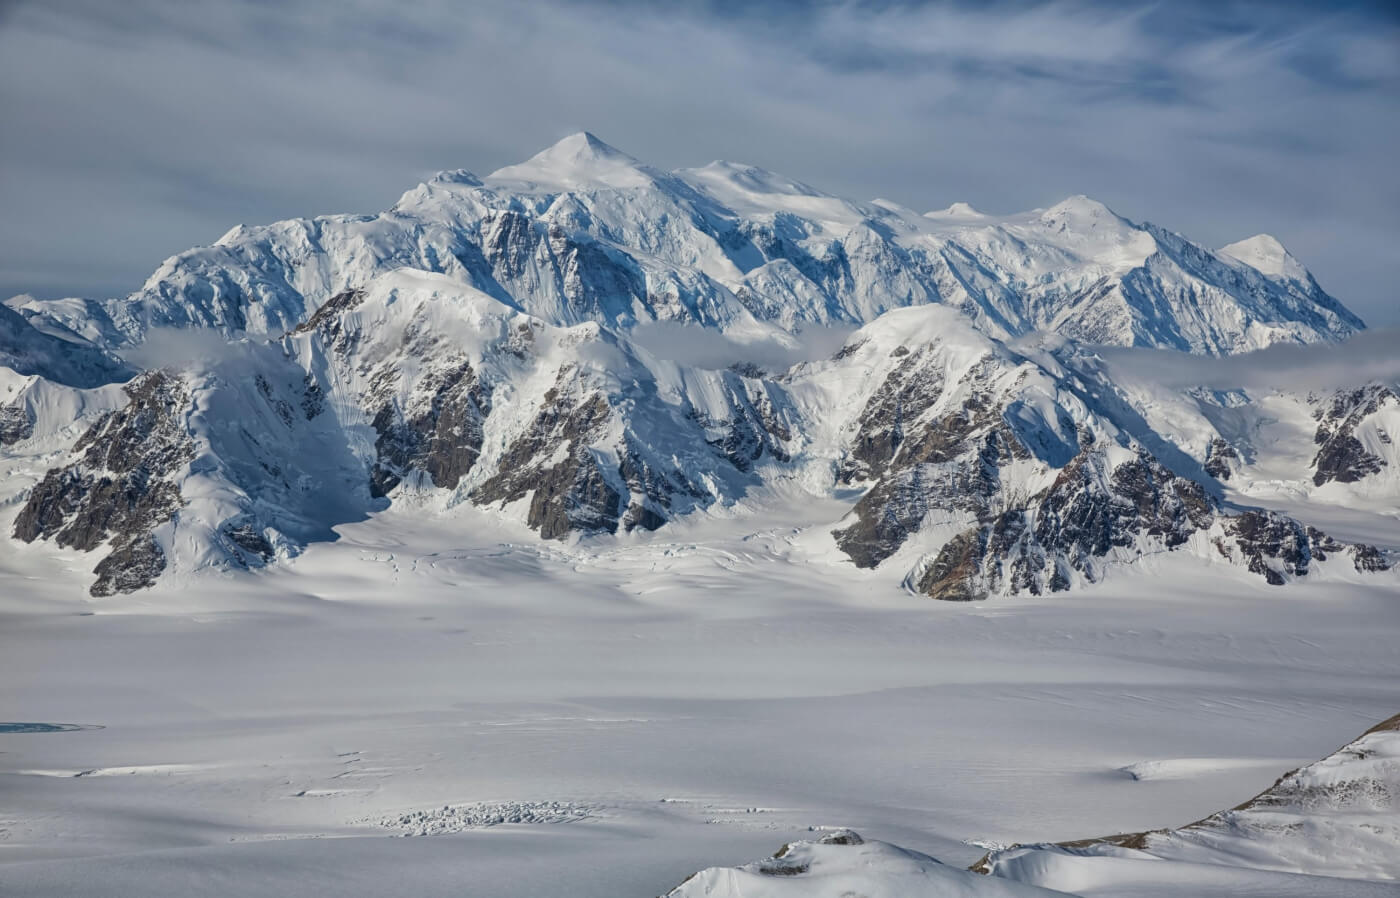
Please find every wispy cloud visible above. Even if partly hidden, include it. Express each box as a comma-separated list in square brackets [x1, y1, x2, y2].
[1, 1, 1396, 325]
[1099, 328, 1400, 393]
[630, 321, 857, 371]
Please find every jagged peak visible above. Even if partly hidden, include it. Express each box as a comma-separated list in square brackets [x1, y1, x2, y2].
[1218, 233, 1309, 281]
[486, 131, 655, 190]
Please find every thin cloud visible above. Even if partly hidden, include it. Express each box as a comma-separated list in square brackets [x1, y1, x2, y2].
[1097, 328, 1400, 393]
[630, 321, 857, 372]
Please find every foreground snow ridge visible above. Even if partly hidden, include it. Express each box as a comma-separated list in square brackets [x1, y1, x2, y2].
[666, 829, 1070, 897]
[671, 713, 1400, 897]
[980, 712, 1400, 891]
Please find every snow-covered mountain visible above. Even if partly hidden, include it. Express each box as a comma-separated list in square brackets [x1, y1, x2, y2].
[2, 133, 1394, 597]
[17, 132, 1361, 353]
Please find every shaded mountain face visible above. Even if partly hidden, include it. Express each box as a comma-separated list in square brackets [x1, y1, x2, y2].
[0, 301, 131, 391]
[1, 134, 1393, 597]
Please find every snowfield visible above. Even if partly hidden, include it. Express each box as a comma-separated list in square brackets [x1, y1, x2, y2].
[0, 502, 1397, 896]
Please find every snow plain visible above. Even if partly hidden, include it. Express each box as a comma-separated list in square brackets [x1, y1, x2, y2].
[1, 492, 1397, 896]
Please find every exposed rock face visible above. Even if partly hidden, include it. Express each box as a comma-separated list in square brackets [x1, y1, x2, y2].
[476, 377, 622, 538]
[836, 346, 947, 484]
[0, 400, 34, 445]
[1351, 542, 1392, 573]
[832, 355, 1029, 569]
[13, 371, 193, 596]
[1217, 510, 1310, 585]
[1312, 385, 1391, 486]
[916, 448, 1215, 600]
[220, 521, 276, 565]
[1203, 437, 1239, 480]
[90, 535, 166, 598]
[691, 375, 794, 474]
[367, 359, 491, 497]
[287, 288, 369, 347]
[918, 529, 990, 601]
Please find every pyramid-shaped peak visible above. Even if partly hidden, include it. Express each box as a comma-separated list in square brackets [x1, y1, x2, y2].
[548, 131, 630, 160]
[1219, 234, 1308, 281]
[486, 131, 653, 190]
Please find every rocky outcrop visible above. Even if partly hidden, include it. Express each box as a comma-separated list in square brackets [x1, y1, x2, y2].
[474, 374, 622, 539]
[1216, 510, 1310, 585]
[916, 448, 1214, 600]
[1203, 436, 1239, 480]
[1312, 385, 1391, 486]
[0, 400, 34, 445]
[367, 359, 491, 497]
[836, 346, 947, 484]
[832, 356, 1029, 569]
[12, 371, 193, 596]
[690, 375, 794, 474]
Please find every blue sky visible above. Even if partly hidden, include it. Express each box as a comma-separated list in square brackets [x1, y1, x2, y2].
[2, 0, 1396, 323]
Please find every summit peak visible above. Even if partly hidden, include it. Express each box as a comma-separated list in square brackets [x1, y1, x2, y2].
[1219, 234, 1308, 281]
[486, 131, 653, 190]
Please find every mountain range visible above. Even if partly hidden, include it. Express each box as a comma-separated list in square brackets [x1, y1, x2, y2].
[2, 132, 1395, 597]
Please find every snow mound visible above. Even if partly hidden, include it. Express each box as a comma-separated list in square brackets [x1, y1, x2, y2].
[666, 830, 1072, 897]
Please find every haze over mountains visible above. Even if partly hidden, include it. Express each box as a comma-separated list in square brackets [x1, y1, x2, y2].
[2, 133, 1396, 598]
